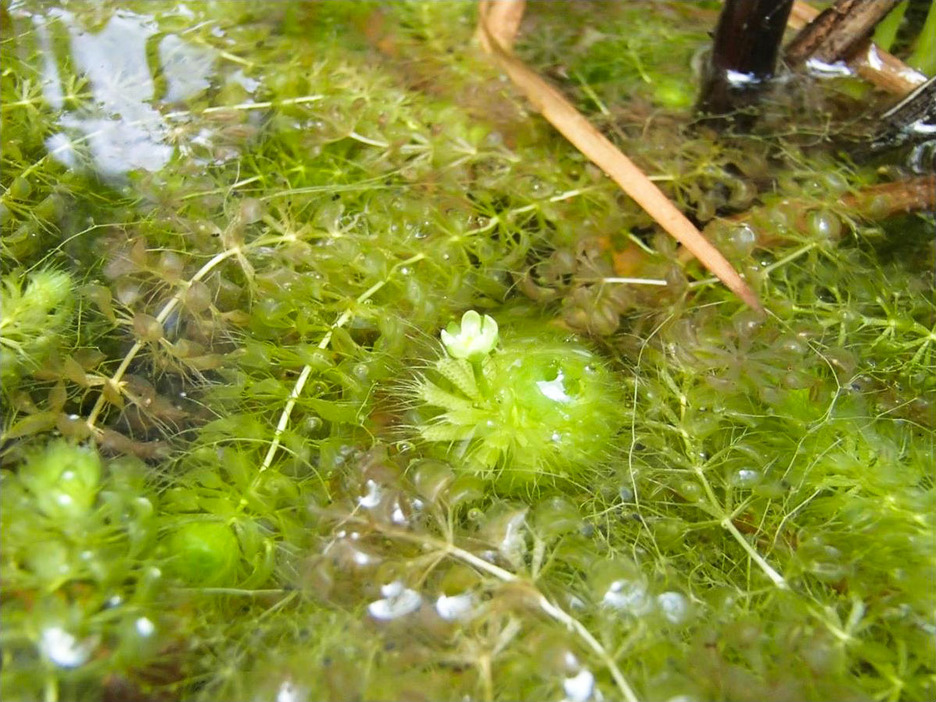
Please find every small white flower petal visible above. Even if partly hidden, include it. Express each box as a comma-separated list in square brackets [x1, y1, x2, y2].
[461, 309, 482, 337]
[440, 310, 499, 359]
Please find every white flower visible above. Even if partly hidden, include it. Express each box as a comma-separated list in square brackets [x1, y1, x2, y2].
[440, 310, 499, 360]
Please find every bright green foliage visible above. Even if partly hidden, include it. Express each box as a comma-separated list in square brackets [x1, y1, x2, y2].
[16, 439, 101, 522]
[416, 315, 626, 491]
[0, 269, 73, 388]
[1, 1, 934, 701]
[165, 522, 241, 587]
[1, 441, 163, 702]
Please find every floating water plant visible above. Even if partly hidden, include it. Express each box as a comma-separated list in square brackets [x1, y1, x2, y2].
[1, 1, 933, 701]
[413, 310, 625, 491]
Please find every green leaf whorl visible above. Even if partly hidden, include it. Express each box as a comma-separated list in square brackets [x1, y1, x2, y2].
[414, 318, 626, 491]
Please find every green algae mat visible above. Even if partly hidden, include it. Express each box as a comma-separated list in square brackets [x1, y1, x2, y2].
[2, 2, 934, 701]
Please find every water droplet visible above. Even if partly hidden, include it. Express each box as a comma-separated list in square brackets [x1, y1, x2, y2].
[276, 679, 304, 702]
[135, 617, 155, 637]
[731, 468, 761, 488]
[602, 578, 651, 614]
[39, 626, 96, 668]
[358, 480, 382, 509]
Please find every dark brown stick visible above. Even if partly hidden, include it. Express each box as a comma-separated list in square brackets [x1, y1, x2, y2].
[697, 0, 794, 118]
[788, 1, 926, 95]
[786, 0, 902, 66]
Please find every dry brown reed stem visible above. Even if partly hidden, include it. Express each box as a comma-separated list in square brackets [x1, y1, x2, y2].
[789, 0, 927, 96]
[476, 0, 763, 313]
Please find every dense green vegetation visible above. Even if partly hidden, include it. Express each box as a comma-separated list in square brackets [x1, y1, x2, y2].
[2, 2, 933, 701]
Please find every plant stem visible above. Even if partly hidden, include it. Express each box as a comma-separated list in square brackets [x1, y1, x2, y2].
[470, 357, 490, 397]
[85, 238, 280, 431]
[908, 0, 936, 74]
[722, 517, 789, 589]
[354, 519, 641, 702]
[255, 253, 426, 477]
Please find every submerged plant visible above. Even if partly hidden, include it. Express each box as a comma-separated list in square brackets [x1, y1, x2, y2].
[413, 310, 626, 491]
[0, 440, 164, 702]
[1, 1, 933, 700]
[0, 268, 73, 388]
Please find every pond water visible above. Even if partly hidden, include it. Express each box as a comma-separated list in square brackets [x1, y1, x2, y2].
[2, 2, 934, 701]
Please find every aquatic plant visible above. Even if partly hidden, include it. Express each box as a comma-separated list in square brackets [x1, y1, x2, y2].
[1, 1, 933, 701]
[0, 269, 73, 389]
[0, 440, 163, 702]
[413, 310, 626, 491]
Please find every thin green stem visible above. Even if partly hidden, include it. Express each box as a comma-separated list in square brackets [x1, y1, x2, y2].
[721, 517, 788, 590]
[469, 357, 490, 397]
[908, 0, 936, 74]
[350, 520, 641, 702]
[252, 252, 426, 484]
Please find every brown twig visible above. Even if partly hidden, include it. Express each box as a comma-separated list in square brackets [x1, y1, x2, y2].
[786, 0, 902, 66]
[476, 1, 762, 312]
[475, 0, 526, 53]
[839, 174, 936, 218]
[789, 0, 926, 96]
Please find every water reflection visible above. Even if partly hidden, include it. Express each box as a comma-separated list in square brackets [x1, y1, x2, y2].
[27, 7, 219, 178]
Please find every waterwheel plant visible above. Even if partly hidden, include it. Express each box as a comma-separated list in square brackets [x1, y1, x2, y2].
[412, 310, 626, 491]
[1, 1, 933, 701]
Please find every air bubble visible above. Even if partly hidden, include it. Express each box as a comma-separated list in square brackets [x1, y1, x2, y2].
[563, 669, 595, 702]
[39, 626, 96, 668]
[602, 577, 651, 615]
[435, 592, 475, 621]
[656, 591, 689, 624]
[358, 480, 382, 509]
[807, 209, 843, 243]
[727, 223, 757, 256]
[135, 617, 155, 637]
[276, 679, 304, 702]
[730, 468, 761, 488]
[677, 480, 703, 502]
[367, 581, 422, 620]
